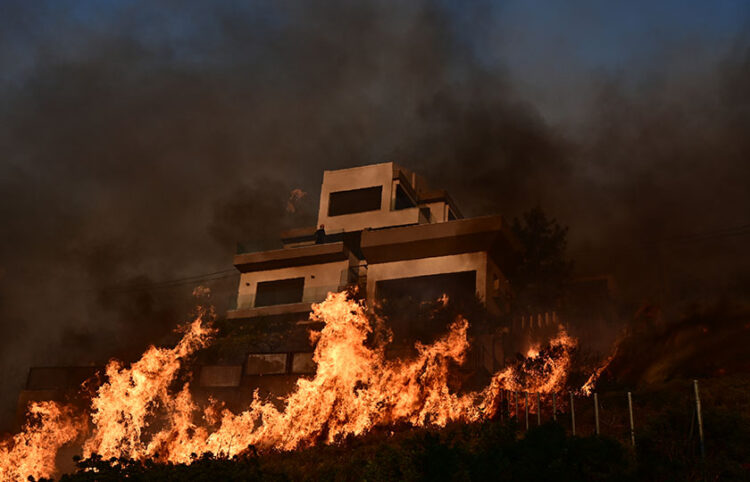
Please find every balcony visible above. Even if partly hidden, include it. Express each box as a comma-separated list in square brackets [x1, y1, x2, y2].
[227, 284, 343, 320]
[233, 242, 350, 272]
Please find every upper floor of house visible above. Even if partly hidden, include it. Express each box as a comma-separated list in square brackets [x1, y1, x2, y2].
[281, 162, 463, 247]
[228, 162, 521, 320]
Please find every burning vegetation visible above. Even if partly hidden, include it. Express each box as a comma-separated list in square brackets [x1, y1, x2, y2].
[0, 291, 601, 481]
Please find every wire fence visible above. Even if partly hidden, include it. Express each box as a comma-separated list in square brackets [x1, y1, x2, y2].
[498, 379, 716, 461]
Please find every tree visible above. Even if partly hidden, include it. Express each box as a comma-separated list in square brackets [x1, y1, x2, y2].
[509, 206, 573, 311]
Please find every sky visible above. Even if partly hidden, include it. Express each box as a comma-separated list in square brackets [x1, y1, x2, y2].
[0, 0, 749, 428]
[485, 1, 748, 122]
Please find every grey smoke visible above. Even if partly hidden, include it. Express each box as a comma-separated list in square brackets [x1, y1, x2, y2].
[0, 0, 748, 428]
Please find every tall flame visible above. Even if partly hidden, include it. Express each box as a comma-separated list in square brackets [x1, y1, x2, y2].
[0, 402, 86, 481]
[82, 317, 214, 460]
[0, 292, 588, 480]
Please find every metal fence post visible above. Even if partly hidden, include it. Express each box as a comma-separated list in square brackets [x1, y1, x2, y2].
[693, 380, 705, 460]
[627, 391, 635, 447]
[507, 389, 512, 421]
[594, 392, 600, 435]
[525, 391, 529, 430]
[552, 393, 557, 421]
[570, 391, 576, 436]
[536, 392, 541, 425]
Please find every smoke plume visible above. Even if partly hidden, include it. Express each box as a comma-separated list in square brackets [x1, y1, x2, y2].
[0, 0, 748, 428]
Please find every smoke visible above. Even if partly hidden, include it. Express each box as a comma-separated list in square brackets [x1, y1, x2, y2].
[0, 0, 749, 429]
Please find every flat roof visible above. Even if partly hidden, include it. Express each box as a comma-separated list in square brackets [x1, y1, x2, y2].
[360, 215, 521, 267]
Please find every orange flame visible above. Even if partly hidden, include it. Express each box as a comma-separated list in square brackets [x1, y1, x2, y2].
[174, 292, 482, 455]
[490, 327, 577, 398]
[82, 317, 215, 461]
[0, 401, 86, 481]
[0, 292, 591, 479]
[580, 349, 618, 396]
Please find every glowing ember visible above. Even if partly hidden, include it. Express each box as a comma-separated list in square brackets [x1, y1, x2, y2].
[491, 327, 577, 400]
[0, 292, 594, 480]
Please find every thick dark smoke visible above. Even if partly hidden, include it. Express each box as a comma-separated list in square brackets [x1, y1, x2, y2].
[0, 0, 749, 428]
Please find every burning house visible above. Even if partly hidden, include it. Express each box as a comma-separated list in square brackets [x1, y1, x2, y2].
[16, 162, 570, 424]
[195, 162, 524, 403]
[6, 163, 602, 481]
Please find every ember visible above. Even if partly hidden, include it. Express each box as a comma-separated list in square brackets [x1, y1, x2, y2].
[492, 329, 577, 401]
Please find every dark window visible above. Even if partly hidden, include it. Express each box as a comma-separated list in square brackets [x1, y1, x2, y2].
[328, 186, 382, 216]
[447, 208, 457, 221]
[394, 184, 415, 210]
[375, 271, 477, 345]
[199, 366, 242, 387]
[291, 352, 316, 374]
[245, 354, 288, 375]
[376, 271, 476, 303]
[26, 366, 100, 390]
[255, 277, 305, 307]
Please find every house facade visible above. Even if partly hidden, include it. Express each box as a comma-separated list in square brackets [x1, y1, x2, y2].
[16, 162, 530, 420]
[196, 162, 522, 401]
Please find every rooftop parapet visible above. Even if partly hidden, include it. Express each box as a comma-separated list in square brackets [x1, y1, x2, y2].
[316, 162, 461, 233]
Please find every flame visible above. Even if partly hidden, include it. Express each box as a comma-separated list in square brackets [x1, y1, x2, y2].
[176, 292, 482, 455]
[1, 292, 592, 479]
[490, 327, 577, 399]
[0, 401, 86, 481]
[580, 348, 618, 396]
[82, 317, 215, 461]
[578, 328, 627, 396]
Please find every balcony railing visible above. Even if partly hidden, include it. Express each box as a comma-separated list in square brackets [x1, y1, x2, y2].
[231, 263, 369, 312]
[235, 284, 342, 311]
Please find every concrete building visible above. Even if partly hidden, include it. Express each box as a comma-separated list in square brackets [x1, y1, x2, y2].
[17, 162, 620, 428]
[196, 162, 522, 398]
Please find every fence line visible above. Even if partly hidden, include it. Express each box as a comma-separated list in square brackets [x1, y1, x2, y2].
[524, 392, 529, 430]
[536, 392, 541, 426]
[498, 380, 713, 462]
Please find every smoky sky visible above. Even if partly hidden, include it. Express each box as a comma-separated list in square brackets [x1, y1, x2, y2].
[1, 0, 749, 427]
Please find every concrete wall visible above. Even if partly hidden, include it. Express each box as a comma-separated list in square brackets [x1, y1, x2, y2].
[366, 252, 488, 303]
[236, 260, 349, 310]
[317, 162, 425, 232]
